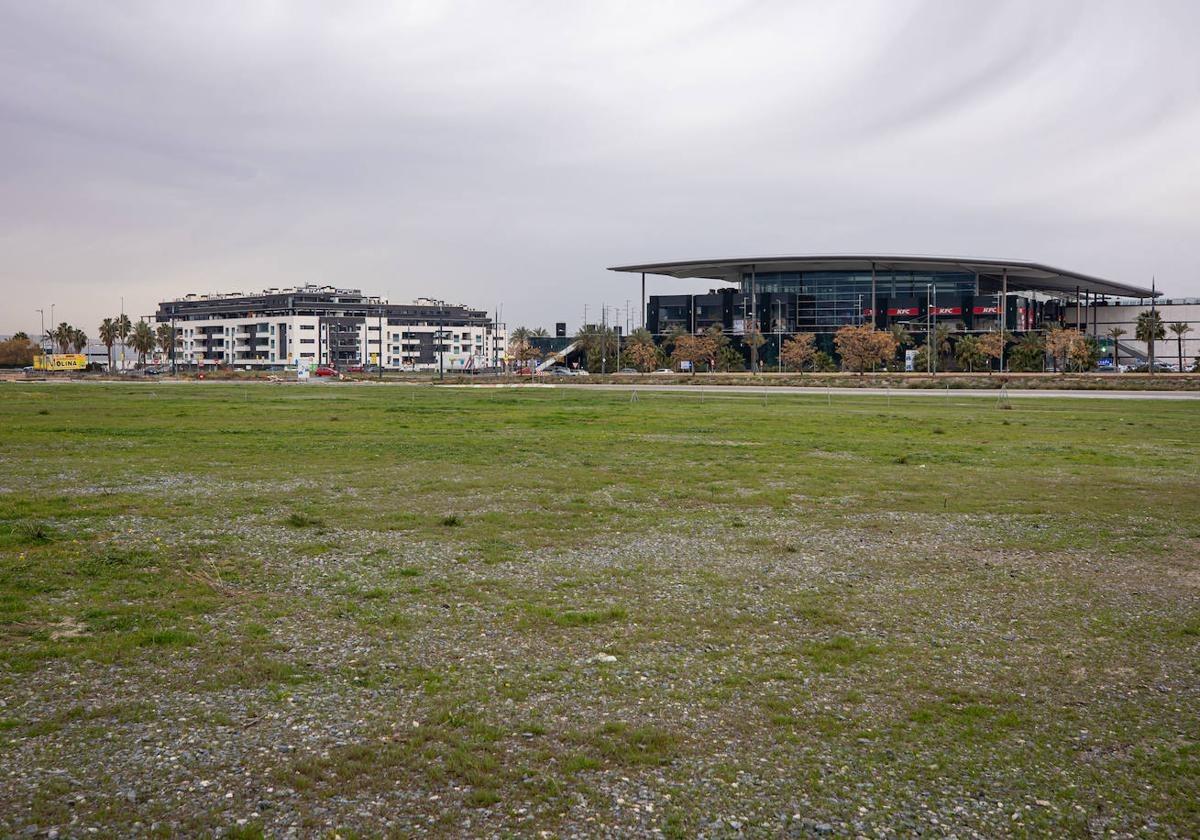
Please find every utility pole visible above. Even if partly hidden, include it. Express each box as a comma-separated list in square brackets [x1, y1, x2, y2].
[750, 265, 758, 373]
[1000, 268, 1008, 372]
[932, 285, 938, 374]
[870, 261, 876, 330]
[601, 303, 607, 374]
[641, 273, 646, 330]
[615, 306, 622, 370]
[378, 305, 383, 381]
[36, 309, 45, 353]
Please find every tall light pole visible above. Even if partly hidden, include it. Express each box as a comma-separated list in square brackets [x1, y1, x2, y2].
[926, 284, 933, 374]
[36, 309, 45, 353]
[600, 302, 607, 374]
[1149, 276, 1157, 374]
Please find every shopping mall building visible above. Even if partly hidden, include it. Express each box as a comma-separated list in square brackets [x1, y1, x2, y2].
[610, 255, 1196, 367]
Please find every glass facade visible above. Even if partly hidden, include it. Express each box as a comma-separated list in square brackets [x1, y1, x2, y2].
[743, 270, 978, 332]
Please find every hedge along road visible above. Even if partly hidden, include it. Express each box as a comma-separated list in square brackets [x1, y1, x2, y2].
[452, 382, 1200, 400]
[9, 377, 1200, 400]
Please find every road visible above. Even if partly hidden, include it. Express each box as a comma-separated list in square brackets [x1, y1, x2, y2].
[455, 382, 1200, 400]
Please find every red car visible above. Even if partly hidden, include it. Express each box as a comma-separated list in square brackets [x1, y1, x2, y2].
[347, 364, 364, 373]
[315, 366, 338, 377]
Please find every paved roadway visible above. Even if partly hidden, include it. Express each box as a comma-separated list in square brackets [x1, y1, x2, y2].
[455, 382, 1200, 400]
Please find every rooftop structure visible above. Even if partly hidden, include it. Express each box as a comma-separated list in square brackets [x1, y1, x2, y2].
[609, 255, 1157, 299]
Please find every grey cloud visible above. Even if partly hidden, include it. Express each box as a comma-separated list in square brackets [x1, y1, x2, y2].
[2, 0, 1198, 334]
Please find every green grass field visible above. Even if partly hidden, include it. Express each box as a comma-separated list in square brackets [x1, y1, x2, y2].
[1, 382, 1197, 837]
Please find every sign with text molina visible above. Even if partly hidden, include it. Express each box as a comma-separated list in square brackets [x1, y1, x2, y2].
[33, 354, 87, 371]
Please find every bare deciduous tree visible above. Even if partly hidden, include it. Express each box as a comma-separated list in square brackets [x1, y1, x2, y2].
[834, 325, 897, 374]
[779, 332, 817, 374]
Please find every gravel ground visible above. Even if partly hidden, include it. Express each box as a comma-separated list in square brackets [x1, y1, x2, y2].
[3, 508, 1197, 838]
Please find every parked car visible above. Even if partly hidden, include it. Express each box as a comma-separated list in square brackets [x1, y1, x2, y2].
[315, 366, 338, 377]
[1130, 361, 1176, 373]
[617, 368, 639, 374]
[654, 368, 674, 373]
[347, 364, 365, 373]
[548, 366, 573, 376]
[516, 366, 533, 376]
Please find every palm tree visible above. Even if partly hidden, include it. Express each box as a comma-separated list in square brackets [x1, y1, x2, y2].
[155, 323, 176, 359]
[933, 323, 954, 371]
[627, 326, 655, 347]
[1135, 310, 1165, 372]
[574, 324, 618, 372]
[128, 321, 156, 367]
[889, 324, 913, 370]
[70, 327, 87, 354]
[509, 326, 531, 344]
[115, 313, 133, 370]
[954, 334, 985, 372]
[99, 318, 118, 371]
[1106, 326, 1127, 370]
[53, 322, 73, 354]
[529, 327, 549, 337]
[1168, 322, 1192, 372]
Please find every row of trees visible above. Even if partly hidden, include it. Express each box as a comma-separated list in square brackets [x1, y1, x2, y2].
[1122, 310, 1193, 371]
[95, 316, 177, 368]
[5, 315, 181, 370]
[503, 311, 1196, 375]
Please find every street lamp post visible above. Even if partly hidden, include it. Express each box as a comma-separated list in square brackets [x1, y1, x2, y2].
[926, 285, 933, 374]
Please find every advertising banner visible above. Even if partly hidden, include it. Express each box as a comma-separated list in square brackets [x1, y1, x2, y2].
[33, 354, 87, 371]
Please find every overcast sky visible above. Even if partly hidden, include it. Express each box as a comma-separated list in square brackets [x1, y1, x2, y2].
[2, 0, 1198, 335]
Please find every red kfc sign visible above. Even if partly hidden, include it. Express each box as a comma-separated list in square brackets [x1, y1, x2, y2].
[888, 307, 919, 316]
[930, 306, 962, 316]
[972, 305, 999, 315]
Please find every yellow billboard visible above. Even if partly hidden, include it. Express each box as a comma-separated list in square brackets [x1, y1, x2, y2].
[33, 354, 87, 371]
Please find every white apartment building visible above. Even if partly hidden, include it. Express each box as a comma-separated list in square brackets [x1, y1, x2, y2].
[156, 287, 505, 371]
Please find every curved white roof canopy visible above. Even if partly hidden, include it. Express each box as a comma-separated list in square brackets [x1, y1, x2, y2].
[608, 255, 1156, 298]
